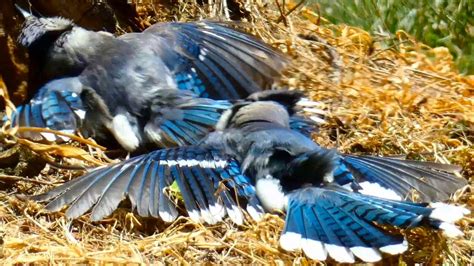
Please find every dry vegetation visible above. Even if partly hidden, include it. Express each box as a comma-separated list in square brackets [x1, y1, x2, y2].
[0, 1, 473, 264]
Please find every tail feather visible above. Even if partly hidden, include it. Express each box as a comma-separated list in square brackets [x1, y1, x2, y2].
[344, 156, 425, 199]
[324, 204, 380, 249]
[280, 186, 466, 262]
[388, 158, 462, 172]
[358, 156, 462, 197]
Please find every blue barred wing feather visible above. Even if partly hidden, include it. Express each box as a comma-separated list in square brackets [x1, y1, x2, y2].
[32, 146, 263, 225]
[143, 21, 289, 99]
[9, 78, 84, 141]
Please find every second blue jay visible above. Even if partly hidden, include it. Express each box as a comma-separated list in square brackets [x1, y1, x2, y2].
[11, 7, 296, 150]
[17, 6, 288, 97]
[32, 92, 468, 263]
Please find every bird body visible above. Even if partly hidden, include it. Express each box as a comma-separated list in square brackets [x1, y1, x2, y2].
[32, 92, 469, 263]
[12, 9, 296, 151]
[18, 11, 288, 98]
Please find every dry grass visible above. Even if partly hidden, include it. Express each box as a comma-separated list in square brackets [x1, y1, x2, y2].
[0, 1, 473, 264]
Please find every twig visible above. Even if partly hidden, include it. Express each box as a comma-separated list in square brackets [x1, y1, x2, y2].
[16, 127, 106, 150]
[274, 0, 287, 26]
[276, 0, 306, 24]
[38, 152, 90, 170]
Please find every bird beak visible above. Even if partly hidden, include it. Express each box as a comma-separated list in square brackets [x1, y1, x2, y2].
[14, 4, 33, 19]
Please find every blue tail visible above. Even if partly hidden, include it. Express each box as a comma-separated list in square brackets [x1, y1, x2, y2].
[281, 185, 465, 263]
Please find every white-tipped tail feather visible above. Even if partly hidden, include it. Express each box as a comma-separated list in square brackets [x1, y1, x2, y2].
[209, 203, 226, 222]
[296, 98, 325, 108]
[379, 240, 408, 255]
[350, 247, 382, 262]
[429, 202, 470, 223]
[279, 232, 302, 252]
[439, 222, 464, 238]
[187, 210, 201, 223]
[301, 239, 327, 261]
[159, 209, 178, 223]
[200, 208, 219, 224]
[428, 202, 468, 238]
[309, 115, 326, 124]
[325, 244, 355, 263]
[58, 129, 74, 142]
[40, 132, 58, 142]
[280, 233, 408, 262]
[74, 109, 86, 120]
[296, 98, 326, 124]
[246, 205, 264, 222]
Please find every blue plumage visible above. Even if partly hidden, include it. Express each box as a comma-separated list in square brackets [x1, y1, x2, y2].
[34, 146, 262, 224]
[9, 84, 320, 154]
[15, 10, 289, 149]
[32, 95, 468, 263]
[14, 8, 466, 259]
[336, 155, 464, 202]
[8, 78, 83, 141]
[175, 72, 207, 97]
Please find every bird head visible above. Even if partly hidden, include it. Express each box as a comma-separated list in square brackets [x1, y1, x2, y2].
[16, 4, 74, 48]
[246, 90, 306, 116]
[216, 100, 291, 131]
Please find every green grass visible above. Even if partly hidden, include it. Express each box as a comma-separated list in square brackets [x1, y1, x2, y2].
[311, 0, 474, 74]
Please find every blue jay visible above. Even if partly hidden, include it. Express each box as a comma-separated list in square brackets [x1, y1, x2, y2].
[16, 5, 287, 95]
[11, 6, 293, 149]
[9, 78, 322, 150]
[32, 92, 468, 263]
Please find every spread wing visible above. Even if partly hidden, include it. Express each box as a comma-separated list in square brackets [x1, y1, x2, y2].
[128, 21, 289, 99]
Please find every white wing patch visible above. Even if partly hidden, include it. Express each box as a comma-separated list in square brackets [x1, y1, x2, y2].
[160, 159, 227, 169]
